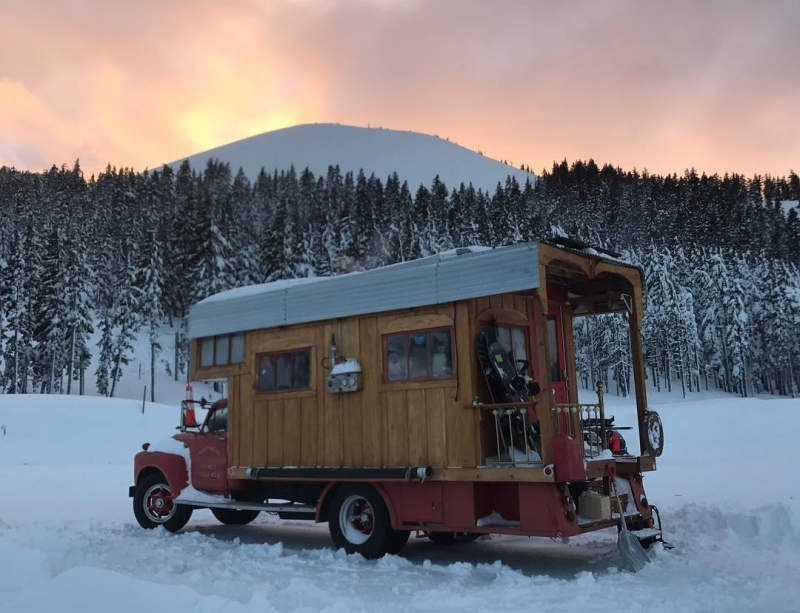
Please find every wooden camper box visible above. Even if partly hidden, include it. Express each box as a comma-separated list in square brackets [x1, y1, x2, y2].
[187, 241, 653, 483]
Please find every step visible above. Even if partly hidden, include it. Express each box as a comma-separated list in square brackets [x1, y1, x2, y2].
[177, 498, 316, 515]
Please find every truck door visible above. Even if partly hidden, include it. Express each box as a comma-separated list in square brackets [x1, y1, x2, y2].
[547, 304, 568, 405]
[184, 406, 229, 494]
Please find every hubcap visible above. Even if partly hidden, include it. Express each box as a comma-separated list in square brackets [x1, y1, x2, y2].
[143, 483, 176, 523]
[648, 422, 662, 448]
[339, 495, 374, 545]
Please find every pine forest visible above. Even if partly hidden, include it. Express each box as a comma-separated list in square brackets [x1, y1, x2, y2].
[0, 159, 798, 399]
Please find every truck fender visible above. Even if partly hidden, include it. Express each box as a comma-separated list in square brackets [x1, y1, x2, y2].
[133, 451, 189, 496]
[314, 482, 400, 529]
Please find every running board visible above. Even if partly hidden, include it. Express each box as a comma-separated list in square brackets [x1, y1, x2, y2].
[177, 498, 316, 515]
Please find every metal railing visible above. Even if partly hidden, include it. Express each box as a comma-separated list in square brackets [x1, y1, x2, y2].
[469, 400, 542, 466]
[551, 381, 607, 459]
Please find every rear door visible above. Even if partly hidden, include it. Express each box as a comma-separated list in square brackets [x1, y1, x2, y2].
[546, 304, 568, 405]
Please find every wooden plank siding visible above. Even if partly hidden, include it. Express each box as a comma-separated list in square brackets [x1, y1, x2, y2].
[224, 289, 556, 470]
[222, 292, 551, 471]
[222, 300, 520, 471]
[183, 243, 649, 479]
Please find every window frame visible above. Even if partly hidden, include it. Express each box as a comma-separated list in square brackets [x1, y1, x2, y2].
[197, 332, 245, 369]
[254, 347, 313, 394]
[381, 326, 456, 383]
[479, 321, 533, 375]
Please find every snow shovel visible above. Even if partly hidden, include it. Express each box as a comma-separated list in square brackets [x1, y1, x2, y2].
[610, 472, 649, 572]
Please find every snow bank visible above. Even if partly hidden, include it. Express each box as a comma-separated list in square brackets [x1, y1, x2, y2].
[0, 394, 176, 465]
[1, 390, 799, 611]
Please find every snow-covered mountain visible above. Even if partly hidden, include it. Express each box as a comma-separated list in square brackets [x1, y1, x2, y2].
[167, 123, 534, 191]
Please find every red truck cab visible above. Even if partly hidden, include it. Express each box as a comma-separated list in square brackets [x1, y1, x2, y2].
[130, 398, 262, 531]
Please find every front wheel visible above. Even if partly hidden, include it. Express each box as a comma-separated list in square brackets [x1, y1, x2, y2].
[212, 508, 260, 525]
[133, 472, 192, 532]
[328, 484, 403, 559]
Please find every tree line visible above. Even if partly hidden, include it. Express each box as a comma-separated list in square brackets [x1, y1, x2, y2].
[0, 158, 797, 398]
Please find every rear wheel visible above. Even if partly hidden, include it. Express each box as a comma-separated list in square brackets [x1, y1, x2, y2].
[133, 472, 193, 532]
[212, 508, 260, 525]
[328, 484, 403, 559]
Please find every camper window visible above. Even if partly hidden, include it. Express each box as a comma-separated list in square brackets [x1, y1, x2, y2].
[200, 338, 214, 367]
[257, 348, 311, 393]
[383, 328, 454, 382]
[215, 335, 229, 365]
[479, 324, 530, 367]
[198, 332, 245, 368]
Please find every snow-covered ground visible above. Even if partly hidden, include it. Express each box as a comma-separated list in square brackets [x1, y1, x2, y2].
[167, 123, 535, 192]
[1, 388, 798, 612]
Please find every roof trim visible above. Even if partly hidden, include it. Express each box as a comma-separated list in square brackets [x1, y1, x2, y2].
[188, 243, 541, 339]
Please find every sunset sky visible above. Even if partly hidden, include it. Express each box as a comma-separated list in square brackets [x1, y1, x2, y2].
[2, 0, 798, 177]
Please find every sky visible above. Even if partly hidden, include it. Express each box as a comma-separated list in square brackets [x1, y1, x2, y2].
[1, 0, 798, 178]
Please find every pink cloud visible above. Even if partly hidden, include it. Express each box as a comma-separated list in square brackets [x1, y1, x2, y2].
[1, 0, 798, 176]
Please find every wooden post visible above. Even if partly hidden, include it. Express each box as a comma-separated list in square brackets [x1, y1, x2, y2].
[597, 380, 606, 447]
[629, 284, 649, 455]
[531, 286, 554, 465]
[150, 342, 156, 402]
[563, 305, 582, 435]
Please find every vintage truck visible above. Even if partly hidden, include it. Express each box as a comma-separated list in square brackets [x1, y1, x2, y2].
[130, 240, 665, 559]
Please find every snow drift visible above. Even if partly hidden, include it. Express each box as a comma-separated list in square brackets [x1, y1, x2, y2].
[1, 391, 799, 612]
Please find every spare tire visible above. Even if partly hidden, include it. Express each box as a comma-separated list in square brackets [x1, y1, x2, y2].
[643, 411, 664, 457]
[212, 508, 260, 525]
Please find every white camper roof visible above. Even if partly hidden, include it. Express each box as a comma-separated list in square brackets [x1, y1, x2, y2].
[187, 243, 543, 339]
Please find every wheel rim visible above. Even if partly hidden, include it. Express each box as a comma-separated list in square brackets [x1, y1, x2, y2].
[338, 494, 374, 545]
[143, 483, 176, 523]
[648, 420, 662, 450]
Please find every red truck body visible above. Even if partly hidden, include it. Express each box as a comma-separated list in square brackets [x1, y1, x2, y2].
[131, 398, 657, 556]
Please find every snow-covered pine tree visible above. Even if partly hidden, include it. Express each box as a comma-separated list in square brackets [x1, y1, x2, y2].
[31, 229, 68, 393]
[134, 229, 165, 401]
[61, 237, 94, 395]
[0, 229, 36, 393]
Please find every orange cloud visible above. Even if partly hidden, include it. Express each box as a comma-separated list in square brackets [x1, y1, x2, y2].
[1, 1, 798, 177]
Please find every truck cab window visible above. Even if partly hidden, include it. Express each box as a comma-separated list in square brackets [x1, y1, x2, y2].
[207, 407, 228, 432]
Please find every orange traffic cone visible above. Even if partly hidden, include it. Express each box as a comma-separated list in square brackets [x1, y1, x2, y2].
[184, 383, 198, 427]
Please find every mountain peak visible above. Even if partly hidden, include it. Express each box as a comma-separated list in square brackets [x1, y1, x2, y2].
[167, 123, 534, 192]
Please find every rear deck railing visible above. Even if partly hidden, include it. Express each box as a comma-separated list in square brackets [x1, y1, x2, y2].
[470, 401, 542, 466]
[552, 382, 607, 459]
